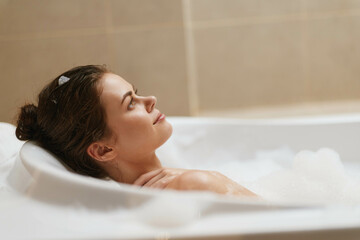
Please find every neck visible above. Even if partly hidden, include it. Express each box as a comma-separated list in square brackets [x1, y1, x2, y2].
[102, 152, 162, 184]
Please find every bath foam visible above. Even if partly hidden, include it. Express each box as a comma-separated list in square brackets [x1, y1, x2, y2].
[159, 138, 360, 204]
[249, 148, 360, 204]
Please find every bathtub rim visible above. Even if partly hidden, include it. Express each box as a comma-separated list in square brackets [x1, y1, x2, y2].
[168, 113, 360, 126]
[19, 140, 326, 210]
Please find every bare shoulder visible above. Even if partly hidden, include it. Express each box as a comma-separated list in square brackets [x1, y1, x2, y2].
[178, 170, 212, 185]
[166, 170, 222, 192]
[166, 170, 258, 197]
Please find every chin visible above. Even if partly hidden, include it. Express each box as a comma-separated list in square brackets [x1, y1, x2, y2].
[158, 120, 173, 147]
[166, 120, 173, 138]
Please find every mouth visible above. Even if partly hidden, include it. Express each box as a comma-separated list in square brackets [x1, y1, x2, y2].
[153, 113, 165, 125]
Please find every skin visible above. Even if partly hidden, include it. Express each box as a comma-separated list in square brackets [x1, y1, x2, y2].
[87, 73, 257, 198]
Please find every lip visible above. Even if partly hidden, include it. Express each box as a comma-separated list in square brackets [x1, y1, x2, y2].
[153, 113, 165, 125]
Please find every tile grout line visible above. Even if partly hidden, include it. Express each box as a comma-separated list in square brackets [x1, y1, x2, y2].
[104, 0, 116, 69]
[0, 23, 184, 42]
[182, 0, 200, 116]
[301, 0, 310, 102]
[191, 8, 360, 30]
[199, 99, 360, 118]
[1, 8, 360, 42]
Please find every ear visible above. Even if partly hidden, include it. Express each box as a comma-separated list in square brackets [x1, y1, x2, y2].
[87, 142, 117, 162]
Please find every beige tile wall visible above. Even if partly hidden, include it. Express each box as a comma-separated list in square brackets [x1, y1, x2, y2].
[1, 0, 360, 123]
[110, 27, 189, 115]
[190, 0, 303, 21]
[0, 0, 188, 123]
[306, 16, 360, 101]
[0, 34, 110, 123]
[0, 0, 107, 35]
[306, 0, 360, 12]
[194, 21, 305, 110]
[189, 0, 360, 112]
[110, 0, 183, 26]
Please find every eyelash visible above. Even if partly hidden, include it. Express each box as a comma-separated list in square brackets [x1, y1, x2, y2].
[128, 89, 138, 110]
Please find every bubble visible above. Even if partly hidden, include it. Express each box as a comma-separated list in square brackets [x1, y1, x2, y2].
[252, 148, 360, 204]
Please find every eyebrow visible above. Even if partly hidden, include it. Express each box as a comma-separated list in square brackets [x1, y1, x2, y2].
[121, 85, 136, 104]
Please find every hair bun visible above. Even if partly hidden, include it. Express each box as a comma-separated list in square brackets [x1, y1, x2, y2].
[16, 104, 39, 141]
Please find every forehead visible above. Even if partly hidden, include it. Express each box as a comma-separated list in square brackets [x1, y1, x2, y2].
[100, 73, 133, 97]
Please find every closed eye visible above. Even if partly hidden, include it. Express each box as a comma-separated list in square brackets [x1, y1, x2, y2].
[127, 91, 138, 110]
[127, 97, 135, 110]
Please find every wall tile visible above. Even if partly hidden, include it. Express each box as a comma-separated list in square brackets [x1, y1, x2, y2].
[194, 21, 305, 111]
[0, 35, 110, 123]
[110, 0, 183, 27]
[306, 0, 360, 13]
[190, 0, 303, 22]
[110, 27, 190, 116]
[0, 0, 107, 35]
[306, 16, 360, 101]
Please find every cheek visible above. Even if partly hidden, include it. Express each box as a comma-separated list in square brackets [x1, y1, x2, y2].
[115, 116, 154, 149]
[110, 114, 172, 156]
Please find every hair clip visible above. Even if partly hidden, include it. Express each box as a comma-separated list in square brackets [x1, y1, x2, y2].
[58, 76, 70, 86]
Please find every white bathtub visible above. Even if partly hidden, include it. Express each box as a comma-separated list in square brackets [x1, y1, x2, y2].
[2, 115, 360, 239]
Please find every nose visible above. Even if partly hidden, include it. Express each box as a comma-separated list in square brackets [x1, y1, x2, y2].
[143, 95, 157, 113]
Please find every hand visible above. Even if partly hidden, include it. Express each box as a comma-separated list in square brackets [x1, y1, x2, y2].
[133, 168, 186, 189]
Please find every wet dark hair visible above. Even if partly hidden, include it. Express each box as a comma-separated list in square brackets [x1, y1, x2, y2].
[16, 65, 110, 178]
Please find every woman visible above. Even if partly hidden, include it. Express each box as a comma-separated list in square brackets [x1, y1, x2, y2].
[16, 65, 256, 197]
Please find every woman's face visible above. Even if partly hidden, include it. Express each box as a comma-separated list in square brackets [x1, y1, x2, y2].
[99, 73, 172, 160]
